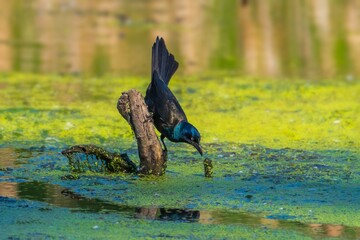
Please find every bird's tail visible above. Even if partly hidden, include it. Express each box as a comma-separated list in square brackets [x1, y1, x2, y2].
[152, 37, 179, 85]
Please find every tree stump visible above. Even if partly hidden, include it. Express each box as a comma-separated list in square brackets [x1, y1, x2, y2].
[117, 89, 167, 176]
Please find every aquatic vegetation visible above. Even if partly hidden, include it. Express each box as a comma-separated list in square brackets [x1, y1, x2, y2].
[2, 145, 360, 239]
[1, 196, 316, 239]
[0, 73, 358, 151]
[0, 73, 359, 238]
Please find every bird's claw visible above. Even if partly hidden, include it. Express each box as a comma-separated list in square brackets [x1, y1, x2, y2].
[144, 113, 153, 123]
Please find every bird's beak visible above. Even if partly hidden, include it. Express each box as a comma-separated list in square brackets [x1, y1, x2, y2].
[186, 139, 203, 156]
[194, 143, 203, 156]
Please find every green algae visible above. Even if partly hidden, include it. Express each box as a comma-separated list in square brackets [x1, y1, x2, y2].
[1, 179, 358, 239]
[1, 73, 360, 238]
[4, 144, 360, 229]
[0, 73, 358, 150]
[1, 198, 314, 240]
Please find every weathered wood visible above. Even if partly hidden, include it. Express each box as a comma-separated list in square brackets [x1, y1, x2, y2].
[117, 89, 167, 176]
[61, 144, 137, 173]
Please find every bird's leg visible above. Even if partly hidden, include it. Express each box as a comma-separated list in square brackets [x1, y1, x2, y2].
[160, 134, 167, 152]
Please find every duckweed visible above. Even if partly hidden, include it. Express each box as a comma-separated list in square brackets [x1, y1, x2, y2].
[1, 73, 359, 239]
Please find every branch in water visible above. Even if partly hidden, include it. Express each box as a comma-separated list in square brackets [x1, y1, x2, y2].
[61, 145, 137, 174]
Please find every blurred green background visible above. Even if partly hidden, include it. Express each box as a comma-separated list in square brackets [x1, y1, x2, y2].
[1, 0, 359, 79]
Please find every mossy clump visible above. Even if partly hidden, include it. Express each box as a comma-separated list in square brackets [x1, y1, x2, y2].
[62, 145, 137, 174]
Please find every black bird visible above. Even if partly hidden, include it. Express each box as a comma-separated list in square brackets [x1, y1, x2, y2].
[145, 37, 202, 155]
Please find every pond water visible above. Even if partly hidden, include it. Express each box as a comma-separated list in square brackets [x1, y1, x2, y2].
[0, 72, 359, 238]
[0, 2, 359, 237]
[1, 180, 359, 239]
[1, 145, 359, 239]
[0, 0, 360, 78]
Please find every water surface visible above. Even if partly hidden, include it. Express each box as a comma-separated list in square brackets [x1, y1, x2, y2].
[1, 179, 359, 239]
[0, 0, 359, 78]
[1, 143, 359, 239]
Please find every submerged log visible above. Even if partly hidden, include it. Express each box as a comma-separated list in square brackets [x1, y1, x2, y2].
[117, 89, 167, 176]
[61, 145, 137, 173]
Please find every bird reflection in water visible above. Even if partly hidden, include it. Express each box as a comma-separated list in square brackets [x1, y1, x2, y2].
[136, 207, 200, 223]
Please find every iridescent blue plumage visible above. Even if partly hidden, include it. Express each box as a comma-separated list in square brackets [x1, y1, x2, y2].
[145, 37, 202, 155]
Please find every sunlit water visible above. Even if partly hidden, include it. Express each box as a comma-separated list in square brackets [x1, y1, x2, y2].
[0, 74, 358, 239]
[1, 146, 359, 239]
[0, 7, 359, 234]
[0, 179, 359, 239]
[0, 0, 359, 78]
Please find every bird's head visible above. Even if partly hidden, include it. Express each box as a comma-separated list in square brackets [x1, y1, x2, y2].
[176, 121, 203, 156]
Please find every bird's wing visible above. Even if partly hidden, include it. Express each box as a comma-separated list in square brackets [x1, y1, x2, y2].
[149, 71, 187, 127]
[152, 37, 179, 85]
